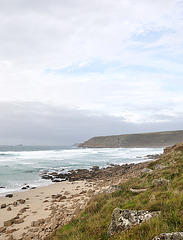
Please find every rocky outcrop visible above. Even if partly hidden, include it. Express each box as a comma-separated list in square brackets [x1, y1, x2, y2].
[154, 164, 167, 170]
[141, 168, 153, 174]
[153, 232, 183, 239]
[152, 178, 169, 187]
[101, 185, 121, 194]
[79, 130, 183, 148]
[41, 162, 149, 183]
[108, 208, 160, 236]
[164, 142, 183, 154]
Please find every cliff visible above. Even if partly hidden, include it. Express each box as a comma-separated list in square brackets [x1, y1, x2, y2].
[79, 130, 183, 148]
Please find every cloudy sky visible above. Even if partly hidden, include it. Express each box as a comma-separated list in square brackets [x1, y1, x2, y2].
[0, 0, 183, 145]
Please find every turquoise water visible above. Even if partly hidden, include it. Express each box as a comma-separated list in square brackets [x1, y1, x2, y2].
[0, 146, 163, 196]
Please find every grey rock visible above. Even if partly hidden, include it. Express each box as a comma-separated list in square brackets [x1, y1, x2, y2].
[154, 164, 167, 170]
[102, 185, 121, 194]
[153, 232, 183, 239]
[141, 168, 153, 174]
[152, 178, 169, 187]
[130, 188, 147, 193]
[108, 208, 160, 236]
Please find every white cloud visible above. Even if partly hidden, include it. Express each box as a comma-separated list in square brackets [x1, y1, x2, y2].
[0, 101, 182, 145]
[0, 0, 183, 144]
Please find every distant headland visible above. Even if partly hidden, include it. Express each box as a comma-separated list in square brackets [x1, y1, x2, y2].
[79, 130, 183, 148]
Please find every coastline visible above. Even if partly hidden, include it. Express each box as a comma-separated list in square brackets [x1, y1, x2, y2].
[0, 160, 151, 240]
[0, 180, 99, 240]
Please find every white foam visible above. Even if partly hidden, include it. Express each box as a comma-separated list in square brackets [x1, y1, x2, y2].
[0, 147, 163, 196]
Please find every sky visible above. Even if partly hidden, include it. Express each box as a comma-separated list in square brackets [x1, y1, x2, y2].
[0, 0, 183, 145]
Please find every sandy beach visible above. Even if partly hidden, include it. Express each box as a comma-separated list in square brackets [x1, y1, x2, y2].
[0, 180, 105, 240]
[0, 160, 150, 240]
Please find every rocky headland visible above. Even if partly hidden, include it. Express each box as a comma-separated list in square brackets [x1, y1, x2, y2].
[79, 130, 183, 148]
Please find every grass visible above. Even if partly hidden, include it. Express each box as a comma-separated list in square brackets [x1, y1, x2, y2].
[46, 144, 183, 240]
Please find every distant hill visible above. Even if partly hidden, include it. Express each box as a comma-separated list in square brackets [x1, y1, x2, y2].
[79, 130, 183, 148]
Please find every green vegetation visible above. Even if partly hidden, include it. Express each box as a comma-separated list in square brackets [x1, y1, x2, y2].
[79, 130, 183, 148]
[47, 144, 183, 240]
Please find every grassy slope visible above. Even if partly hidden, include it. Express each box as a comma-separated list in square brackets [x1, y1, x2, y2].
[47, 143, 183, 240]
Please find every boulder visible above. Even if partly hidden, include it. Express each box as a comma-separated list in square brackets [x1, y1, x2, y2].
[0, 227, 6, 233]
[31, 219, 45, 227]
[5, 194, 13, 198]
[18, 199, 25, 204]
[6, 228, 18, 234]
[13, 201, 18, 207]
[152, 178, 169, 187]
[4, 219, 14, 227]
[108, 208, 160, 236]
[130, 188, 147, 193]
[21, 185, 30, 190]
[153, 232, 183, 239]
[141, 168, 153, 174]
[102, 185, 121, 194]
[14, 218, 24, 224]
[91, 166, 99, 171]
[154, 164, 167, 170]
[1, 203, 6, 209]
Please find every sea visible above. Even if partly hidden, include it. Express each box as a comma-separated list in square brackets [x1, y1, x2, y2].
[0, 145, 163, 196]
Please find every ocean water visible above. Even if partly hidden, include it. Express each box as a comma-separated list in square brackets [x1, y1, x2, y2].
[0, 146, 163, 196]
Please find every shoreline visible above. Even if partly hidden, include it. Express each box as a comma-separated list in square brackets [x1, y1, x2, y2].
[0, 180, 100, 240]
[0, 160, 155, 240]
[0, 153, 161, 198]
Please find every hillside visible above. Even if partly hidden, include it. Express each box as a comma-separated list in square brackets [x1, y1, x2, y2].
[79, 130, 183, 148]
[47, 142, 183, 240]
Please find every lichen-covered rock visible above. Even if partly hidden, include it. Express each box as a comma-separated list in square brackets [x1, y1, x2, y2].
[102, 185, 121, 194]
[153, 232, 183, 239]
[130, 188, 147, 193]
[141, 168, 153, 174]
[154, 164, 167, 170]
[152, 178, 169, 187]
[108, 208, 160, 236]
